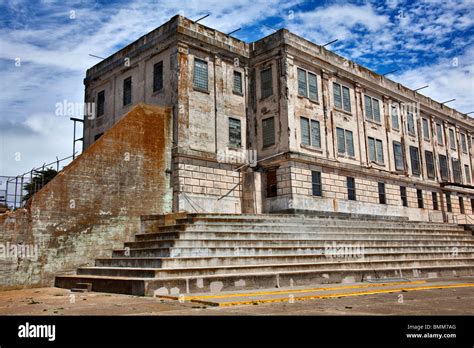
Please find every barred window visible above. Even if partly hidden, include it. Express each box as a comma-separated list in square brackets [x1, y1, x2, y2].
[333, 83, 351, 112]
[300, 117, 321, 148]
[308, 73, 318, 100]
[297, 68, 307, 97]
[261, 67, 273, 98]
[300, 117, 310, 146]
[312, 171, 322, 197]
[432, 192, 438, 210]
[193, 59, 208, 91]
[378, 182, 386, 204]
[364, 95, 381, 122]
[233, 71, 243, 94]
[337, 127, 354, 157]
[425, 151, 435, 179]
[368, 137, 384, 164]
[262, 117, 275, 147]
[452, 158, 462, 183]
[393, 141, 404, 171]
[229, 118, 241, 147]
[410, 146, 420, 175]
[439, 155, 448, 181]
[97, 90, 105, 117]
[347, 177, 356, 200]
[153, 61, 163, 92]
[123, 77, 132, 106]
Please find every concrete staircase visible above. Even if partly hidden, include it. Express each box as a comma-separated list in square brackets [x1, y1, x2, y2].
[55, 213, 474, 296]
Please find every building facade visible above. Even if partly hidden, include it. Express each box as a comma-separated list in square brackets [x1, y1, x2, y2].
[83, 15, 474, 222]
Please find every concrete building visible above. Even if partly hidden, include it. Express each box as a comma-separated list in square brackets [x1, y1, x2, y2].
[83, 15, 474, 222]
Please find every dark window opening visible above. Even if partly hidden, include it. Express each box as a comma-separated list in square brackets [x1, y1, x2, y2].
[347, 177, 356, 201]
[266, 170, 277, 198]
[432, 192, 438, 210]
[153, 61, 163, 92]
[261, 67, 273, 98]
[233, 71, 243, 94]
[446, 193, 452, 213]
[193, 59, 208, 91]
[312, 171, 322, 197]
[378, 182, 386, 204]
[123, 77, 132, 106]
[410, 146, 420, 176]
[97, 90, 105, 117]
[94, 133, 104, 141]
[425, 151, 435, 179]
[400, 186, 408, 207]
[439, 155, 448, 181]
[229, 118, 241, 147]
[417, 189, 424, 209]
[459, 197, 465, 214]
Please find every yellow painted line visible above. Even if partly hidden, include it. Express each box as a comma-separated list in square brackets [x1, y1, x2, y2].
[181, 280, 427, 300]
[213, 283, 474, 307]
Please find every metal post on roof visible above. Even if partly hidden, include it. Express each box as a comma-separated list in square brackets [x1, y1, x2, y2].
[194, 14, 209, 23]
[414, 85, 429, 92]
[263, 24, 278, 32]
[227, 28, 241, 36]
[322, 39, 338, 47]
[382, 69, 399, 76]
[88, 54, 105, 60]
[441, 99, 456, 105]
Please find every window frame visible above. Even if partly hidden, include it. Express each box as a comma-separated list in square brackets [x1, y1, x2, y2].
[436, 123, 443, 145]
[400, 186, 408, 207]
[333, 82, 351, 113]
[153, 61, 164, 93]
[123, 77, 132, 106]
[364, 95, 381, 123]
[409, 146, 421, 176]
[262, 117, 275, 147]
[416, 189, 424, 209]
[432, 192, 439, 210]
[228, 117, 242, 148]
[407, 112, 415, 135]
[393, 141, 404, 171]
[464, 165, 471, 184]
[260, 67, 273, 99]
[461, 133, 468, 153]
[233, 70, 243, 95]
[311, 171, 322, 197]
[193, 58, 209, 92]
[422, 118, 430, 140]
[446, 193, 452, 212]
[368, 137, 384, 164]
[391, 104, 399, 130]
[378, 182, 386, 204]
[425, 150, 435, 179]
[449, 128, 456, 150]
[300, 117, 321, 149]
[347, 177, 356, 201]
[336, 127, 355, 157]
[439, 154, 449, 181]
[96, 90, 105, 117]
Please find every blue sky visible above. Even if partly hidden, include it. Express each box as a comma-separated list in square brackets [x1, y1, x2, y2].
[0, 0, 473, 176]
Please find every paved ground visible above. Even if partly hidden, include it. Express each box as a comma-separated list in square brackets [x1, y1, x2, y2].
[0, 277, 473, 315]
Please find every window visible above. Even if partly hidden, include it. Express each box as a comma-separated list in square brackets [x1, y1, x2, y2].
[123, 77, 132, 106]
[333, 83, 351, 112]
[461, 133, 468, 153]
[432, 192, 438, 210]
[449, 129, 456, 150]
[261, 67, 273, 98]
[459, 197, 465, 214]
[422, 118, 430, 140]
[436, 123, 443, 145]
[300, 117, 321, 148]
[368, 137, 384, 164]
[229, 118, 241, 147]
[312, 171, 322, 197]
[409, 146, 420, 175]
[336, 128, 355, 157]
[153, 61, 163, 92]
[378, 182, 386, 204]
[233, 71, 243, 94]
[417, 189, 424, 208]
[193, 59, 208, 91]
[97, 90, 105, 117]
[308, 73, 318, 100]
[464, 165, 471, 184]
[407, 113, 415, 134]
[262, 117, 275, 147]
[471, 198, 474, 214]
[446, 193, 452, 212]
[439, 155, 448, 181]
[391, 105, 399, 130]
[364, 95, 381, 122]
[297, 68, 307, 97]
[393, 141, 404, 171]
[400, 186, 408, 207]
[347, 177, 356, 201]
[452, 159, 462, 184]
[425, 151, 435, 179]
[266, 170, 277, 198]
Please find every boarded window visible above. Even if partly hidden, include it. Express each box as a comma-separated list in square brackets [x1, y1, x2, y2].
[432, 192, 438, 210]
[417, 189, 424, 208]
[446, 193, 452, 212]
[312, 171, 322, 197]
[262, 117, 275, 147]
[400, 186, 408, 207]
[266, 170, 277, 198]
[193, 59, 208, 91]
[123, 77, 132, 106]
[464, 165, 471, 184]
[449, 129, 456, 150]
[297, 68, 307, 97]
[229, 118, 241, 147]
[452, 159, 462, 183]
[391, 105, 399, 130]
[378, 182, 386, 204]
[422, 118, 430, 140]
[233, 71, 243, 94]
[300, 117, 310, 146]
[439, 155, 448, 181]
[153, 61, 163, 92]
[410, 146, 420, 175]
[97, 90, 105, 117]
[425, 151, 435, 179]
[459, 197, 465, 214]
[436, 123, 443, 145]
[407, 113, 415, 134]
[261, 67, 273, 98]
[347, 177, 356, 200]
[308, 73, 318, 100]
[461, 133, 468, 153]
[393, 141, 404, 171]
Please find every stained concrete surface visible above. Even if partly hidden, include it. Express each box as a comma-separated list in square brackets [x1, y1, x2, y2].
[0, 277, 472, 315]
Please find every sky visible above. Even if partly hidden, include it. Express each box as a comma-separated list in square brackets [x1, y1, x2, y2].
[0, 0, 473, 176]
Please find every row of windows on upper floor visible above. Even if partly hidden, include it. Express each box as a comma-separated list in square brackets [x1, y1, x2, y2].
[268, 170, 472, 214]
[93, 58, 244, 118]
[261, 66, 471, 153]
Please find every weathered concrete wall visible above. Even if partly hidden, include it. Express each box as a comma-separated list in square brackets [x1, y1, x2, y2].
[0, 104, 172, 289]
